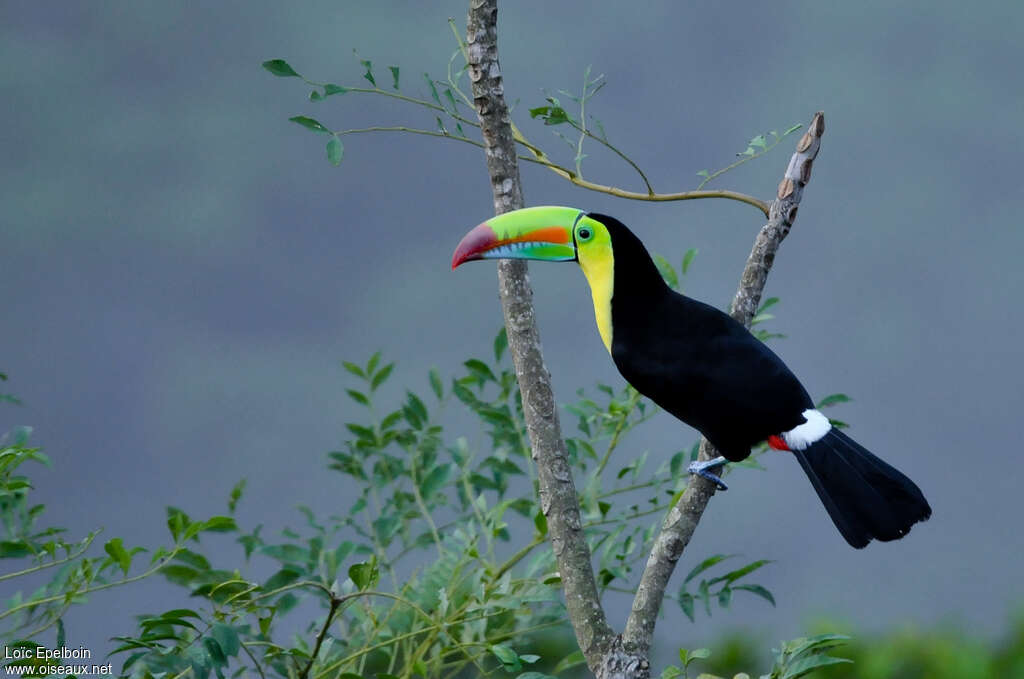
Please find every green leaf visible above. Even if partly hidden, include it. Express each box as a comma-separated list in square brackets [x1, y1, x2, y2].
[202, 516, 238, 533]
[327, 137, 344, 166]
[203, 636, 227, 666]
[711, 559, 771, 585]
[389, 65, 400, 90]
[817, 393, 852, 408]
[696, 169, 710, 178]
[683, 554, 733, 584]
[262, 544, 309, 564]
[682, 248, 698, 275]
[490, 644, 519, 666]
[552, 651, 585, 674]
[342, 361, 365, 378]
[346, 389, 370, 406]
[464, 359, 496, 383]
[370, 363, 395, 390]
[262, 59, 300, 77]
[349, 558, 379, 590]
[678, 592, 695, 622]
[263, 565, 302, 590]
[423, 73, 441, 106]
[104, 537, 131, 575]
[211, 623, 240, 657]
[228, 478, 246, 513]
[534, 510, 547, 537]
[367, 351, 381, 375]
[717, 586, 732, 608]
[520, 655, 540, 664]
[494, 327, 508, 362]
[405, 391, 428, 422]
[429, 368, 443, 399]
[164, 608, 203, 619]
[166, 506, 191, 542]
[346, 423, 374, 440]
[419, 464, 452, 499]
[373, 515, 399, 544]
[734, 583, 776, 606]
[289, 116, 330, 134]
[782, 656, 853, 679]
[324, 83, 348, 96]
[140, 615, 198, 631]
[653, 254, 678, 289]
[360, 58, 376, 86]
[161, 564, 199, 586]
[175, 548, 211, 571]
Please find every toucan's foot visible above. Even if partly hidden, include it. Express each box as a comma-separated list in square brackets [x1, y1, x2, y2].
[687, 456, 728, 491]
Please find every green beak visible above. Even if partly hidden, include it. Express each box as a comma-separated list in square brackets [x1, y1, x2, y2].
[451, 206, 583, 269]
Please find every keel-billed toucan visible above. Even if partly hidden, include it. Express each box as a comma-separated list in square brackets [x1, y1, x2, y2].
[451, 206, 931, 549]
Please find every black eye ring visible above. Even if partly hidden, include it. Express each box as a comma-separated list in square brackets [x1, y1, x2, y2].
[578, 227, 592, 241]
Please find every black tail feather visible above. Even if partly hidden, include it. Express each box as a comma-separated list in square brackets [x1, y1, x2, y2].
[793, 428, 931, 549]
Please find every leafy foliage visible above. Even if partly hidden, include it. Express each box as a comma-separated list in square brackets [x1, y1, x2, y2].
[660, 636, 850, 679]
[2, 322, 832, 677]
[677, 555, 775, 623]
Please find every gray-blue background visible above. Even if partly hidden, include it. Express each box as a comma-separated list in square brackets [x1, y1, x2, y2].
[3, 0, 1022, 663]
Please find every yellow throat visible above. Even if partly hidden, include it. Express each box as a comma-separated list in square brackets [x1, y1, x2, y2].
[577, 237, 615, 354]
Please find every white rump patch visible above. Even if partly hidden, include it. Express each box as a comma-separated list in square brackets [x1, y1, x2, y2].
[782, 409, 832, 450]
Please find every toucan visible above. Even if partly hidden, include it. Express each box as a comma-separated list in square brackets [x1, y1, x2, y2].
[451, 206, 931, 549]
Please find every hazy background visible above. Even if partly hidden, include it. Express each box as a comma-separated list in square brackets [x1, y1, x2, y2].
[3, 0, 1022, 664]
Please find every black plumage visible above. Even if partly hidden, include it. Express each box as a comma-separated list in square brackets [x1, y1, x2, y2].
[593, 214, 931, 548]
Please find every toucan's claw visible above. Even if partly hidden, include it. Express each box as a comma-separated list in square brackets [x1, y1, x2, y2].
[688, 457, 728, 491]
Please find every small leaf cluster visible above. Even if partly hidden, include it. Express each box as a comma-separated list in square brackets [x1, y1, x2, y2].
[677, 555, 775, 623]
[0, 424, 182, 644]
[653, 248, 698, 293]
[695, 124, 803, 190]
[659, 635, 850, 679]
[262, 49, 477, 168]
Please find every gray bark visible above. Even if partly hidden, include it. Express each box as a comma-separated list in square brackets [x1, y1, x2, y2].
[466, 6, 825, 669]
[621, 112, 826, 660]
[465, 0, 616, 672]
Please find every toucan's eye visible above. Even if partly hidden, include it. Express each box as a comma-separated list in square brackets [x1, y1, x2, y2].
[578, 227, 592, 242]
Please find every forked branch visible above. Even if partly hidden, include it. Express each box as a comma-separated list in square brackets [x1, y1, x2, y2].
[620, 112, 826, 659]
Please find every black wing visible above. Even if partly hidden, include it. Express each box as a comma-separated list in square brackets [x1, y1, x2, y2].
[611, 292, 812, 460]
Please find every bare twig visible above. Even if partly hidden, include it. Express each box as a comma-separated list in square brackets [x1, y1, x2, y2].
[465, 0, 615, 672]
[620, 112, 826, 659]
[299, 597, 341, 679]
[565, 119, 655, 196]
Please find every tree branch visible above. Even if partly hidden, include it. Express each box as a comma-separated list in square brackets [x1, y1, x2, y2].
[620, 111, 826, 658]
[465, 0, 615, 672]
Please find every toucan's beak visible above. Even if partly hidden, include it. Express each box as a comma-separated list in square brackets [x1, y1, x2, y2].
[451, 206, 583, 270]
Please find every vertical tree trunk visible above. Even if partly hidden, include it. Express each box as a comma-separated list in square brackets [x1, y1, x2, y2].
[465, 0, 616, 672]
